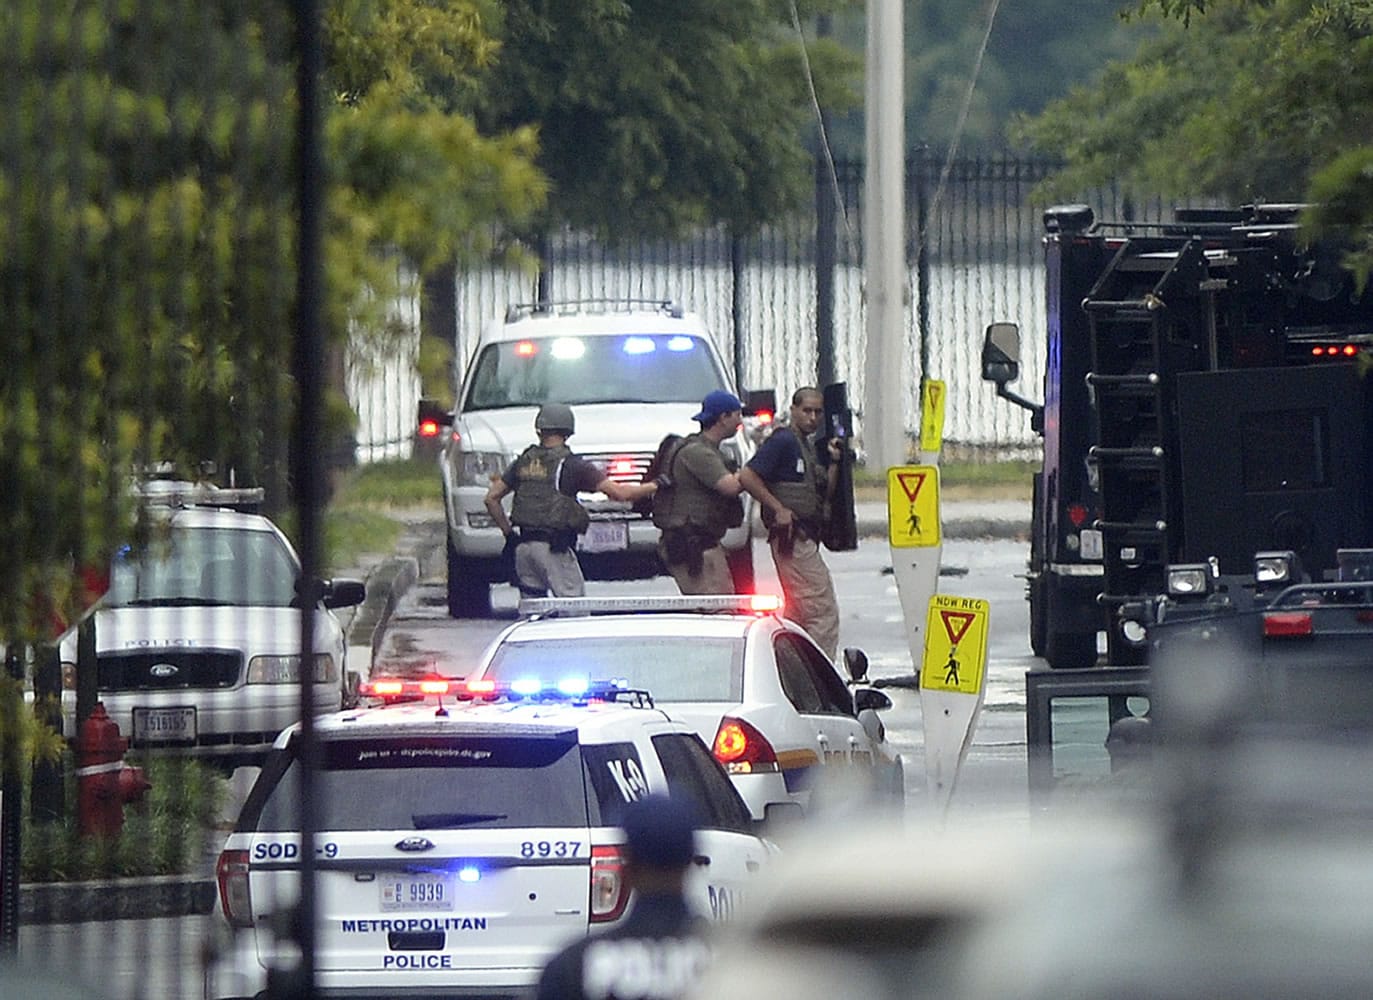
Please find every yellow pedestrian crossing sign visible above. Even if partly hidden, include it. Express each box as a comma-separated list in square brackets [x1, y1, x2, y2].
[888, 465, 941, 547]
[919, 594, 990, 695]
[919, 379, 946, 453]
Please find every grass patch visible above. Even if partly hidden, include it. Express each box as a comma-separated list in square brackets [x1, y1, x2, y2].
[332, 457, 441, 507]
[321, 457, 442, 572]
[21, 754, 227, 882]
[854, 459, 1034, 501]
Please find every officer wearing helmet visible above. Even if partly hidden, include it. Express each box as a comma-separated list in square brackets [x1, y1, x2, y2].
[484, 403, 659, 598]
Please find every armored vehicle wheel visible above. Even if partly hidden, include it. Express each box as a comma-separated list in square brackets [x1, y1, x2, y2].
[447, 538, 492, 618]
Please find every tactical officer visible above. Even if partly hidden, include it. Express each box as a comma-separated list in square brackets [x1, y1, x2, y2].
[653, 390, 746, 594]
[534, 795, 712, 1000]
[739, 387, 841, 658]
[485, 403, 658, 599]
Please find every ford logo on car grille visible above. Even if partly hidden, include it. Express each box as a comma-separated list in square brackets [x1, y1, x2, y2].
[149, 663, 180, 678]
[395, 837, 435, 852]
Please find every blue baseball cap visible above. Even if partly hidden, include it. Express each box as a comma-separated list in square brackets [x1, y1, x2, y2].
[691, 389, 743, 424]
[621, 795, 699, 868]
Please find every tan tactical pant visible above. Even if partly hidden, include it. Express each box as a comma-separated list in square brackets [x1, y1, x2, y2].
[769, 533, 839, 660]
[660, 541, 734, 595]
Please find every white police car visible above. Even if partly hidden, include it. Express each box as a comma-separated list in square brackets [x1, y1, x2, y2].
[467, 595, 903, 825]
[419, 299, 763, 617]
[205, 679, 773, 1000]
[57, 485, 365, 764]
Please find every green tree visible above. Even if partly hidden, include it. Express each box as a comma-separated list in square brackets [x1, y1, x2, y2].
[475, 0, 861, 241]
[1011, 0, 1373, 275]
[0, 0, 541, 653]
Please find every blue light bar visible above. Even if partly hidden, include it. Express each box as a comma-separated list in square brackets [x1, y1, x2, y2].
[510, 677, 543, 696]
[622, 337, 656, 355]
[666, 336, 695, 352]
[556, 677, 590, 696]
[458, 866, 481, 883]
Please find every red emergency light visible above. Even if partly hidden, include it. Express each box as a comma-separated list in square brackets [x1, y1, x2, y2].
[1262, 611, 1313, 638]
[1309, 344, 1360, 357]
[418, 419, 441, 438]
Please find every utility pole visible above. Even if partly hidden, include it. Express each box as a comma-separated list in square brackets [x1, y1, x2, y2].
[863, 0, 907, 471]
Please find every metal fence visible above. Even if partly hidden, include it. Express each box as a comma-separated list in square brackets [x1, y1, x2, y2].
[351, 153, 1183, 464]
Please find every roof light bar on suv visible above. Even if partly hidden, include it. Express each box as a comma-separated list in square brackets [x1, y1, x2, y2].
[519, 594, 783, 619]
[357, 675, 655, 708]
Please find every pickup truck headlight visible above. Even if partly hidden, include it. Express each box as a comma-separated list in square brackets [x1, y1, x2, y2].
[458, 451, 507, 488]
[247, 654, 337, 684]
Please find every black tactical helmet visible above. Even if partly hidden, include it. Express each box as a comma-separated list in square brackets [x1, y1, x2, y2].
[534, 402, 575, 435]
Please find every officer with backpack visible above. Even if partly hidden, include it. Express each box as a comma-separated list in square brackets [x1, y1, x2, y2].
[484, 403, 658, 599]
[739, 387, 842, 658]
[653, 390, 746, 594]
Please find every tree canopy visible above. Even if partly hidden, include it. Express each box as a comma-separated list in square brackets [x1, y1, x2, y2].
[473, 0, 861, 240]
[0, 0, 542, 646]
[1011, 0, 1373, 273]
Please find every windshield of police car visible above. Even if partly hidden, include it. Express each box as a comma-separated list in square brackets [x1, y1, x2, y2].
[464, 334, 725, 409]
[483, 637, 744, 702]
[105, 525, 298, 609]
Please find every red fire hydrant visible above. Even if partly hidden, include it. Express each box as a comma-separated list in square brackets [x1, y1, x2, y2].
[76, 702, 152, 838]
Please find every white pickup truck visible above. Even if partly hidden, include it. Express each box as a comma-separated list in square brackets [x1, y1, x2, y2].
[421, 299, 762, 617]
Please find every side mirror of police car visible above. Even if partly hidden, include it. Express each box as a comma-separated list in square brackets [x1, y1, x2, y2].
[854, 687, 892, 714]
[981, 322, 1022, 386]
[842, 646, 869, 683]
[322, 578, 366, 609]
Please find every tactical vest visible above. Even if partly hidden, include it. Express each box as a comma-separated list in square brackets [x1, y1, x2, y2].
[510, 444, 590, 534]
[653, 434, 740, 537]
[761, 429, 825, 530]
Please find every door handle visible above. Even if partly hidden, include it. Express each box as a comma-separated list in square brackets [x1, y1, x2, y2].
[692, 854, 711, 867]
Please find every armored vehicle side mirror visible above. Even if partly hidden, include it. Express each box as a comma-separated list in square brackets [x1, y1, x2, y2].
[982, 322, 1044, 435]
[981, 322, 1022, 386]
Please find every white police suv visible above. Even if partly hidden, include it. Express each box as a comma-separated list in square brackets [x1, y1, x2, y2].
[419, 299, 762, 618]
[468, 595, 904, 825]
[57, 483, 365, 764]
[205, 679, 773, 1000]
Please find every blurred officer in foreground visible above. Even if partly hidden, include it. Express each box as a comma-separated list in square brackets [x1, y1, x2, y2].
[485, 403, 658, 598]
[534, 795, 711, 1000]
[739, 387, 842, 658]
[653, 390, 746, 594]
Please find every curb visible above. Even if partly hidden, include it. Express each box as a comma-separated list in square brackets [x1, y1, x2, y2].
[21, 875, 217, 925]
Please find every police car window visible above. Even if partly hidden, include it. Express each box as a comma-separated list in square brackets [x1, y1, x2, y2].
[240, 734, 590, 832]
[774, 637, 825, 714]
[484, 637, 744, 702]
[464, 335, 725, 410]
[781, 632, 855, 716]
[650, 733, 753, 834]
[581, 742, 651, 827]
